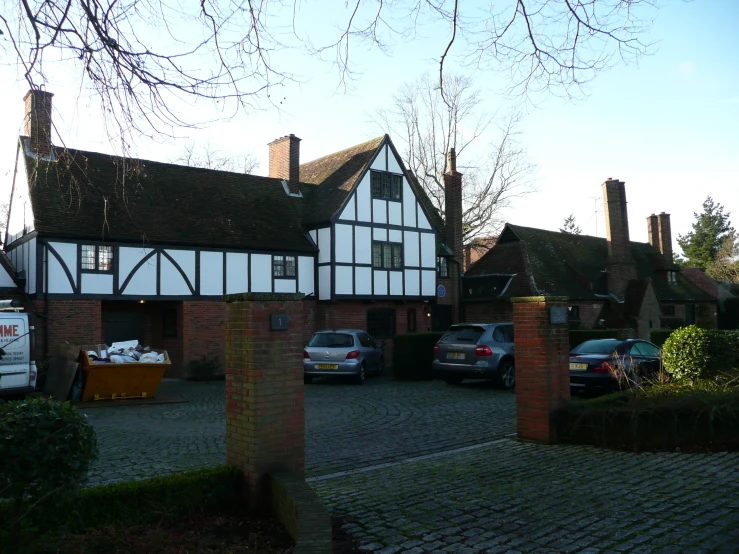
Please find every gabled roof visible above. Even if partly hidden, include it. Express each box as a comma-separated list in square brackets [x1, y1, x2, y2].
[300, 136, 385, 226]
[466, 223, 716, 303]
[299, 135, 445, 238]
[21, 138, 315, 252]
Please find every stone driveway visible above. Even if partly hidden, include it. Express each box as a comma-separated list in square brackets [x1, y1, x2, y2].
[81, 378, 739, 553]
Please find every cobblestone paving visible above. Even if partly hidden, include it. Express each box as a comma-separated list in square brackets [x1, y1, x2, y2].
[82, 377, 739, 553]
[311, 441, 739, 553]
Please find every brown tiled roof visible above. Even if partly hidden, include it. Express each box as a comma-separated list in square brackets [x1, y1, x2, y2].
[681, 268, 719, 299]
[466, 224, 716, 304]
[300, 136, 385, 226]
[23, 139, 314, 252]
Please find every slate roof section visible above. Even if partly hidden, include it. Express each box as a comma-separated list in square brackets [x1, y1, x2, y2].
[466, 224, 716, 303]
[21, 139, 315, 252]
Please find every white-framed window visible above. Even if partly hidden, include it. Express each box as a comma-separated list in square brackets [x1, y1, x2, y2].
[273, 255, 296, 278]
[372, 242, 402, 269]
[667, 271, 678, 285]
[81, 244, 113, 272]
[437, 256, 449, 279]
[370, 170, 402, 200]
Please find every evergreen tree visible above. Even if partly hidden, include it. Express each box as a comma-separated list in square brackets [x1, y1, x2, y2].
[560, 214, 582, 235]
[677, 197, 735, 270]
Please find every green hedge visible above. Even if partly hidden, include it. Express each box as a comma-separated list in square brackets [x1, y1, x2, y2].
[553, 388, 739, 452]
[662, 326, 739, 382]
[0, 465, 243, 534]
[568, 329, 622, 350]
[650, 329, 673, 347]
[393, 332, 445, 380]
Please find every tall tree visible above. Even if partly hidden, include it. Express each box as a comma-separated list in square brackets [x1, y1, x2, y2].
[706, 233, 739, 284]
[560, 214, 581, 235]
[3, 1, 658, 142]
[677, 197, 735, 271]
[374, 73, 534, 248]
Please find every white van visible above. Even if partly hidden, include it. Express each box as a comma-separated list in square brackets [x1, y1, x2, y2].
[0, 311, 36, 398]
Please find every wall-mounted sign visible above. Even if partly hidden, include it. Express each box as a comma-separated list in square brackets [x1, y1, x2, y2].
[437, 285, 446, 298]
[270, 314, 290, 331]
[549, 307, 567, 325]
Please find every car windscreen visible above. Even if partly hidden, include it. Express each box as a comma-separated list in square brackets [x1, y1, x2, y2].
[439, 325, 486, 343]
[571, 339, 621, 355]
[308, 333, 355, 348]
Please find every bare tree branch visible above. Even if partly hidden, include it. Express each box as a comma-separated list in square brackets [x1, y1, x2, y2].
[373, 72, 535, 249]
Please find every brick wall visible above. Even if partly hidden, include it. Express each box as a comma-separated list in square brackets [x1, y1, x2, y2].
[512, 297, 570, 444]
[570, 301, 606, 330]
[637, 284, 661, 339]
[463, 301, 513, 324]
[33, 299, 103, 356]
[182, 300, 227, 379]
[314, 300, 427, 367]
[225, 294, 305, 508]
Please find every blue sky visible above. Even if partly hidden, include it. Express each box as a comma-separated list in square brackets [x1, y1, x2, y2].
[1, 0, 737, 250]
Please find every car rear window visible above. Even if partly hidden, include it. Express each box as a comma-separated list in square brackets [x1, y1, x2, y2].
[439, 325, 486, 343]
[308, 333, 355, 348]
[571, 339, 621, 355]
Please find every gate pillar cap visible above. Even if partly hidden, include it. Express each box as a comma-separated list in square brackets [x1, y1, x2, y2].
[223, 292, 306, 303]
[510, 296, 569, 303]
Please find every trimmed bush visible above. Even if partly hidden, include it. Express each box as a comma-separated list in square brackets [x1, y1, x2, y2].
[0, 397, 99, 549]
[650, 329, 673, 347]
[568, 329, 623, 350]
[553, 385, 739, 452]
[0, 465, 243, 534]
[393, 332, 444, 380]
[662, 325, 738, 382]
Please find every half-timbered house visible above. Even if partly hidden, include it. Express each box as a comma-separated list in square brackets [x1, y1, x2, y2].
[5, 90, 461, 376]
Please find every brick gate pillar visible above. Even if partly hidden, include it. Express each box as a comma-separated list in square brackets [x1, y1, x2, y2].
[511, 296, 570, 444]
[224, 293, 306, 510]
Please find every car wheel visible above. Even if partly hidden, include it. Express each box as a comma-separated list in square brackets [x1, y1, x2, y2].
[377, 358, 385, 376]
[443, 376, 463, 385]
[304, 375, 313, 385]
[497, 360, 515, 390]
[356, 364, 366, 385]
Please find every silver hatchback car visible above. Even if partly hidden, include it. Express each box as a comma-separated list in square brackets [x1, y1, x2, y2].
[303, 329, 384, 385]
[432, 323, 515, 389]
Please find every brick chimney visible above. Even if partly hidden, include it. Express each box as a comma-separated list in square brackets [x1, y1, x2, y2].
[602, 178, 637, 298]
[647, 214, 660, 248]
[23, 89, 54, 158]
[268, 134, 301, 194]
[443, 148, 463, 266]
[658, 212, 673, 262]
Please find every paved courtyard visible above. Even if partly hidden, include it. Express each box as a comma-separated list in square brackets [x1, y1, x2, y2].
[82, 377, 739, 553]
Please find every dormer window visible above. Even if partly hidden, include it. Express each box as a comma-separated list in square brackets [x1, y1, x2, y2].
[81, 245, 113, 272]
[667, 271, 678, 285]
[371, 170, 402, 200]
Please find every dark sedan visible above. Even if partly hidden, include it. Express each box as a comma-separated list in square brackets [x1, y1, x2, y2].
[569, 339, 662, 394]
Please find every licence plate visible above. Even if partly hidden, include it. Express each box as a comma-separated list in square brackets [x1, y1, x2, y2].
[316, 364, 338, 370]
[448, 352, 465, 360]
[570, 363, 588, 371]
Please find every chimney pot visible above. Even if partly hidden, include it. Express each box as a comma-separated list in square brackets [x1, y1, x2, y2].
[268, 134, 301, 194]
[23, 89, 54, 158]
[448, 148, 457, 173]
[444, 149, 463, 267]
[602, 178, 636, 297]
